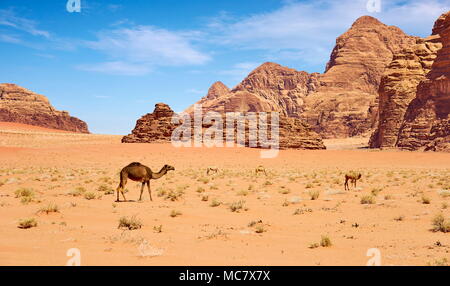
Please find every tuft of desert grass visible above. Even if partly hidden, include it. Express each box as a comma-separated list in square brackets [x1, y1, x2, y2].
[118, 215, 142, 230]
[229, 200, 247, 212]
[432, 213, 450, 233]
[360, 195, 376, 204]
[309, 190, 320, 200]
[170, 210, 182, 218]
[84, 192, 97, 200]
[210, 199, 221, 207]
[18, 218, 37, 229]
[38, 202, 59, 214]
[421, 195, 431, 204]
[165, 189, 184, 201]
[320, 235, 332, 247]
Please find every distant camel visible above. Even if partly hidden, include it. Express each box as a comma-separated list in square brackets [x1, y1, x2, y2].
[206, 166, 219, 175]
[344, 172, 362, 190]
[255, 165, 267, 176]
[116, 162, 175, 202]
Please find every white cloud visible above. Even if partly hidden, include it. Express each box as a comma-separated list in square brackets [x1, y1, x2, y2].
[207, 0, 449, 70]
[0, 9, 50, 38]
[83, 25, 211, 75]
[77, 61, 151, 76]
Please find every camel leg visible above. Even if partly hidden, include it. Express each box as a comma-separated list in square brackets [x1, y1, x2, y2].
[344, 178, 348, 191]
[147, 181, 153, 201]
[138, 182, 145, 201]
[120, 190, 127, 201]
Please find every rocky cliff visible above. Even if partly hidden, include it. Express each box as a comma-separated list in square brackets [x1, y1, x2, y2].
[369, 35, 442, 148]
[0, 83, 89, 133]
[187, 16, 416, 138]
[396, 12, 450, 151]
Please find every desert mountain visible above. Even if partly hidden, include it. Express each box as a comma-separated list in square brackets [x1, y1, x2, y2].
[186, 16, 417, 138]
[0, 83, 89, 133]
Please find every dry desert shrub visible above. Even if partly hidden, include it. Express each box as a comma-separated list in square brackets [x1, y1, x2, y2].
[432, 214, 450, 233]
[98, 184, 114, 195]
[309, 190, 320, 200]
[18, 218, 37, 229]
[118, 216, 142, 230]
[170, 210, 182, 217]
[153, 225, 163, 233]
[84, 192, 97, 200]
[14, 188, 35, 204]
[229, 200, 247, 212]
[67, 186, 86, 197]
[210, 198, 221, 207]
[320, 235, 332, 247]
[165, 189, 184, 201]
[421, 195, 431, 204]
[360, 195, 376, 204]
[38, 202, 59, 214]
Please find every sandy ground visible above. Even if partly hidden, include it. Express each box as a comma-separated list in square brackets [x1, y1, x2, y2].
[0, 122, 449, 266]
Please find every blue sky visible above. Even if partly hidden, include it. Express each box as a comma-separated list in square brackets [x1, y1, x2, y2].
[0, 0, 448, 134]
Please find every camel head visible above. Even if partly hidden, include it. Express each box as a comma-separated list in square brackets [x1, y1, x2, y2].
[163, 164, 175, 172]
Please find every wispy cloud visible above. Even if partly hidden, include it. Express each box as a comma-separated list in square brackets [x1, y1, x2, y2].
[0, 9, 50, 38]
[207, 0, 449, 70]
[82, 25, 211, 75]
[219, 62, 261, 80]
[77, 61, 151, 76]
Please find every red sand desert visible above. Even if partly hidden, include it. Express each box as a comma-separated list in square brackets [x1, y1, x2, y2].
[0, 122, 449, 266]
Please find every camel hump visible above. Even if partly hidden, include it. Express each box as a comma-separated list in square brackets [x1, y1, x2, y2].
[127, 162, 142, 167]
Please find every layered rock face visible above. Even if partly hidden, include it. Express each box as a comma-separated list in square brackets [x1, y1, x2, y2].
[0, 83, 89, 133]
[396, 12, 450, 151]
[188, 63, 319, 116]
[369, 35, 442, 148]
[301, 16, 416, 138]
[122, 103, 325, 150]
[187, 16, 416, 138]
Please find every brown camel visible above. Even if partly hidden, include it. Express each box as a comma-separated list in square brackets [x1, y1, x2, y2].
[255, 165, 267, 176]
[344, 172, 362, 190]
[116, 162, 175, 202]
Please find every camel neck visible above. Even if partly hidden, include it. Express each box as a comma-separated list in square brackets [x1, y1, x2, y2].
[152, 168, 167, 179]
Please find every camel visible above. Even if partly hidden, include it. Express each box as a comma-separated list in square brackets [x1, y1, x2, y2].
[116, 162, 175, 202]
[206, 166, 219, 175]
[255, 165, 267, 176]
[344, 172, 362, 190]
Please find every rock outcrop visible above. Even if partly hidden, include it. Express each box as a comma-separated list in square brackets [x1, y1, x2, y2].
[369, 35, 442, 148]
[187, 16, 417, 138]
[396, 12, 450, 151]
[122, 103, 326, 150]
[0, 83, 89, 133]
[122, 103, 176, 143]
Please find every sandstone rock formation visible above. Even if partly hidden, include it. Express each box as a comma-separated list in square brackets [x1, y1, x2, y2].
[302, 16, 417, 138]
[122, 103, 325, 150]
[396, 12, 450, 151]
[0, 83, 89, 133]
[122, 103, 176, 143]
[187, 16, 416, 138]
[369, 35, 442, 148]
